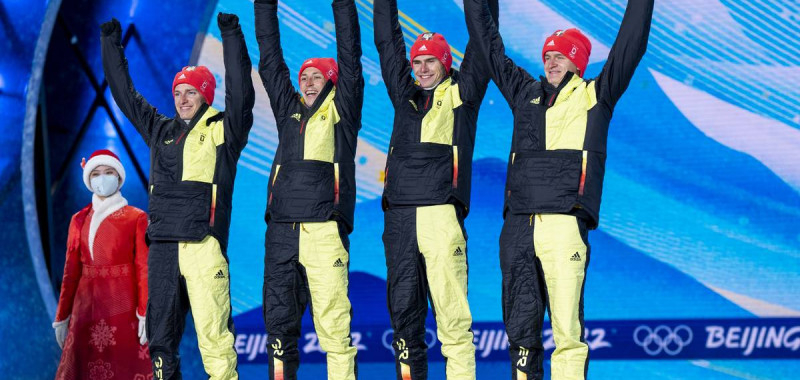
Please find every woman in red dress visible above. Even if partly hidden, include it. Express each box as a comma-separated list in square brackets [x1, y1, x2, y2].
[52, 149, 152, 379]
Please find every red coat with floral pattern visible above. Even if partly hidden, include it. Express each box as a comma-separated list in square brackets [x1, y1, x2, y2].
[55, 200, 151, 380]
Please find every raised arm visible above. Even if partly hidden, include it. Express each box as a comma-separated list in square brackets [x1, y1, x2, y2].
[332, 0, 364, 125]
[373, 0, 414, 105]
[463, 0, 535, 108]
[457, 0, 498, 105]
[595, 0, 654, 108]
[218, 13, 256, 152]
[254, 0, 299, 121]
[100, 19, 167, 146]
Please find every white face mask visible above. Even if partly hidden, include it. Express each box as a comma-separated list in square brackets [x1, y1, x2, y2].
[90, 174, 119, 197]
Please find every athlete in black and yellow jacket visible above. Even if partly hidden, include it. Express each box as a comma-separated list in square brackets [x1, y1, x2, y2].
[101, 13, 255, 380]
[464, 0, 653, 379]
[374, 0, 497, 379]
[254, 0, 363, 379]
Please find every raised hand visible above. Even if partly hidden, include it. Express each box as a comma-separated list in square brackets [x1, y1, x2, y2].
[217, 12, 240, 31]
[100, 18, 122, 44]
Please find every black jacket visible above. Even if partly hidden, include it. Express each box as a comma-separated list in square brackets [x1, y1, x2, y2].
[255, 0, 363, 233]
[465, 0, 653, 229]
[101, 15, 255, 249]
[373, 0, 496, 216]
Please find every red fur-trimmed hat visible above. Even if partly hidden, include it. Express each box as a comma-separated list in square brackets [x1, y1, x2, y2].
[542, 28, 592, 77]
[299, 58, 339, 87]
[410, 32, 452, 74]
[81, 149, 125, 192]
[172, 65, 216, 105]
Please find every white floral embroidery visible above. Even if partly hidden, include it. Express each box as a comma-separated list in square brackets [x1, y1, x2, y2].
[90, 319, 117, 353]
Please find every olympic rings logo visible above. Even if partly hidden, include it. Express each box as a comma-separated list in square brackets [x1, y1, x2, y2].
[633, 325, 693, 356]
[381, 328, 438, 353]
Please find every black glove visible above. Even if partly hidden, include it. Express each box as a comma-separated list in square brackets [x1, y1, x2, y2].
[100, 18, 122, 43]
[217, 12, 240, 31]
[253, 0, 277, 5]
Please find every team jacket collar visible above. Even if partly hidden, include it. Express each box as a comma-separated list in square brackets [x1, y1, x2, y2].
[196, 106, 221, 126]
[175, 103, 210, 128]
[411, 76, 454, 112]
[432, 76, 454, 94]
[540, 71, 582, 107]
[302, 80, 335, 117]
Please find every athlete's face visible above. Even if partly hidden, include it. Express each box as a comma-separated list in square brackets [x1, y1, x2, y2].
[300, 67, 328, 107]
[543, 51, 578, 87]
[412, 55, 446, 89]
[174, 83, 205, 120]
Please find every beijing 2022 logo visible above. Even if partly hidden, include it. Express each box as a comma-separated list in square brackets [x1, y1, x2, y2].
[633, 325, 693, 356]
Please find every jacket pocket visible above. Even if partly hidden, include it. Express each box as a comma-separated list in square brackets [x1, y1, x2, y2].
[507, 150, 582, 214]
[384, 143, 454, 206]
[147, 181, 213, 241]
[269, 160, 336, 222]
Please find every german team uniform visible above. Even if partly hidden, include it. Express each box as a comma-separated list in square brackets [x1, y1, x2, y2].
[464, 0, 654, 378]
[255, 0, 364, 379]
[374, 0, 497, 378]
[102, 14, 255, 379]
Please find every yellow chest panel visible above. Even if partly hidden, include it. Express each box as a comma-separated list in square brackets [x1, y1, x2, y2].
[545, 77, 597, 151]
[182, 107, 225, 183]
[303, 89, 340, 163]
[420, 78, 462, 145]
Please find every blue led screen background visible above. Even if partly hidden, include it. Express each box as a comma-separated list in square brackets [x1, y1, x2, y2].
[2, 0, 799, 378]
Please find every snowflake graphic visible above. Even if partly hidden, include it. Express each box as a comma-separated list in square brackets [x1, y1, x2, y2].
[90, 319, 117, 353]
[133, 373, 154, 380]
[88, 359, 114, 380]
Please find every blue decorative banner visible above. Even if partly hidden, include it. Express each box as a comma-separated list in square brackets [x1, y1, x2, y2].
[233, 311, 800, 363]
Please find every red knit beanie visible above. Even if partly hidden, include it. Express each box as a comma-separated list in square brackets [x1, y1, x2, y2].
[298, 58, 339, 87]
[172, 65, 216, 105]
[410, 32, 452, 74]
[542, 28, 592, 77]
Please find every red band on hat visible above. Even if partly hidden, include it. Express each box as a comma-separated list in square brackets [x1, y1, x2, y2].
[172, 65, 216, 105]
[542, 28, 592, 77]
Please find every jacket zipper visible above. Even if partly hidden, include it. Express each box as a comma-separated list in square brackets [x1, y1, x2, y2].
[175, 130, 188, 145]
[547, 93, 557, 106]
